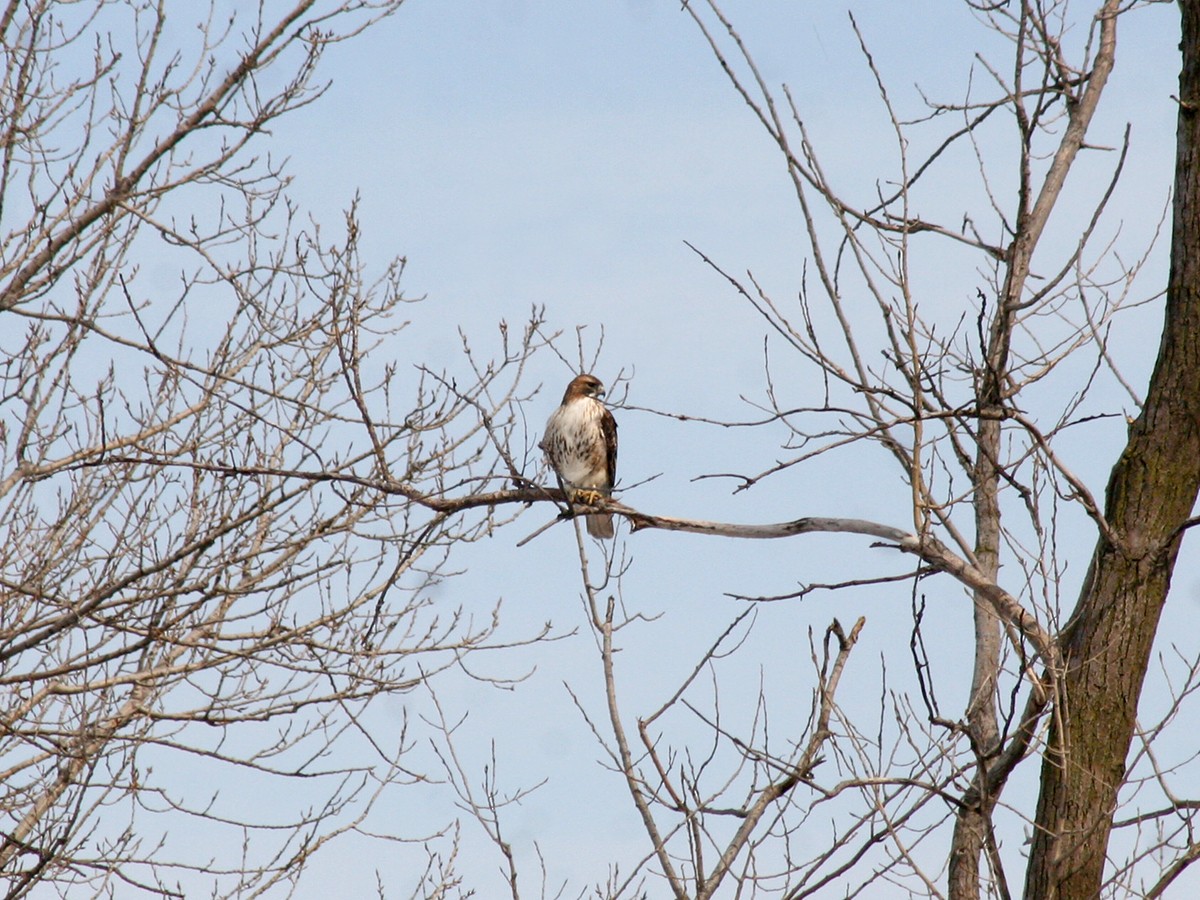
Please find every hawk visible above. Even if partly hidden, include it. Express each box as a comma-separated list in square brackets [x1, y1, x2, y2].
[540, 373, 619, 539]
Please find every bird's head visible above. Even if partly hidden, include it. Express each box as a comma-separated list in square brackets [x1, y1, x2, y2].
[563, 373, 606, 402]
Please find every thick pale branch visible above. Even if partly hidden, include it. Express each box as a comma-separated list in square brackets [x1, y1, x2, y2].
[61, 451, 1062, 676]
[617, 504, 1058, 676]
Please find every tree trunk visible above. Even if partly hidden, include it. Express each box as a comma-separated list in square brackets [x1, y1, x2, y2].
[1023, 3, 1200, 896]
[948, 308, 1006, 900]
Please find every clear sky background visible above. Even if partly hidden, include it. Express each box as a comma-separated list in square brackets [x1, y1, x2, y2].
[164, 2, 1197, 896]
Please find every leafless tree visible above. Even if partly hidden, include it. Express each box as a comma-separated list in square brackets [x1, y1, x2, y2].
[494, 1, 1198, 899]
[5, 1, 1200, 899]
[0, 2, 565, 896]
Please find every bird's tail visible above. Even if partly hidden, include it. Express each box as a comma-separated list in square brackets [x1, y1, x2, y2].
[587, 513, 614, 539]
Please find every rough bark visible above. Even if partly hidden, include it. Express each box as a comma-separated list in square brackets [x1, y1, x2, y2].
[1023, 3, 1200, 896]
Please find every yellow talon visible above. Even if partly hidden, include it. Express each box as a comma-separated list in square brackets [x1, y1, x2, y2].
[571, 488, 605, 506]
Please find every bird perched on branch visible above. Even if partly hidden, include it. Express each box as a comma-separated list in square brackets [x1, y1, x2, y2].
[540, 373, 618, 539]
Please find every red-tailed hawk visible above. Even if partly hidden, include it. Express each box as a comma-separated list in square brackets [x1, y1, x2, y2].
[540, 373, 618, 539]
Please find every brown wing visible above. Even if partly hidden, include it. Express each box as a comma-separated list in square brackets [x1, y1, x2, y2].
[601, 404, 617, 491]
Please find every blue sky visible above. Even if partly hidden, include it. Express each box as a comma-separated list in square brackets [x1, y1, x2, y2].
[185, 1, 1196, 895]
